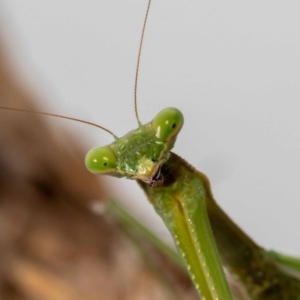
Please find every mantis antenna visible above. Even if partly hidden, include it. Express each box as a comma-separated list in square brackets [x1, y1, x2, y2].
[0, 2, 152, 137]
[0, 106, 118, 139]
[134, 0, 152, 126]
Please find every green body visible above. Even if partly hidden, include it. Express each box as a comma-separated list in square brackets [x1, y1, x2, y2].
[138, 152, 232, 299]
[86, 107, 232, 299]
[85, 108, 300, 299]
[139, 152, 300, 299]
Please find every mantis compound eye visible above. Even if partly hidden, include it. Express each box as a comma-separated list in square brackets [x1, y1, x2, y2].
[85, 146, 117, 174]
[151, 107, 184, 142]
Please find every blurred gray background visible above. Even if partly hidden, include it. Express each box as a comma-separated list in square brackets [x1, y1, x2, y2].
[1, 0, 300, 255]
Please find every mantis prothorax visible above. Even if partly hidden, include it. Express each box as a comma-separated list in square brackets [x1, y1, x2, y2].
[1, 1, 300, 299]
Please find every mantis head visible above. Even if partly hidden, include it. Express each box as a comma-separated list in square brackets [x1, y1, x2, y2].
[85, 107, 184, 186]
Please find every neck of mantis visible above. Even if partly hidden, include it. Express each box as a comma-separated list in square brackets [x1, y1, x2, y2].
[139, 152, 300, 299]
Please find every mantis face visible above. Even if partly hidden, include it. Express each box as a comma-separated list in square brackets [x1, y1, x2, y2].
[85, 107, 184, 186]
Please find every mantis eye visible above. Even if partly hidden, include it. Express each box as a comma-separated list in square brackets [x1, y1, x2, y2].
[151, 107, 184, 142]
[85, 146, 117, 174]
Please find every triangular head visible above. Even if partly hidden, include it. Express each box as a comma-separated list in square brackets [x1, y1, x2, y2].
[85, 107, 184, 186]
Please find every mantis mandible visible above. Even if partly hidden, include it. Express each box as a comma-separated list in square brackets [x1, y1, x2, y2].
[1, 0, 300, 299]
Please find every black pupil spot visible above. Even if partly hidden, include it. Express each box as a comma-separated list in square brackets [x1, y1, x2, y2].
[172, 123, 176, 128]
[104, 162, 107, 166]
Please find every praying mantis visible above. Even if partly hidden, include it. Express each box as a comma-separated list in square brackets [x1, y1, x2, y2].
[1, 0, 300, 298]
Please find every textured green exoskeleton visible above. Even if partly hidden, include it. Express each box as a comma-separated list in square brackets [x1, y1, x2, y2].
[85, 108, 300, 300]
[85, 107, 184, 185]
[86, 107, 233, 299]
[145, 153, 300, 300]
